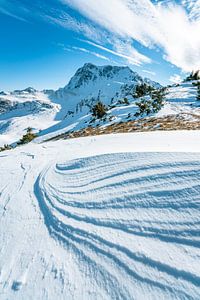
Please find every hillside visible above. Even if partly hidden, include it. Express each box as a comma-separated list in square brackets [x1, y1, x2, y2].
[0, 63, 161, 146]
[0, 88, 59, 147]
[0, 64, 200, 147]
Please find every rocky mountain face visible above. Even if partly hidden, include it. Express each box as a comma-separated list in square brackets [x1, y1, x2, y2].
[52, 63, 161, 113]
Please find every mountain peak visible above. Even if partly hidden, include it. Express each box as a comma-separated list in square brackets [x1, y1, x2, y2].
[65, 63, 142, 90]
[81, 63, 132, 75]
[82, 62, 97, 69]
[12, 87, 37, 95]
[54, 63, 161, 111]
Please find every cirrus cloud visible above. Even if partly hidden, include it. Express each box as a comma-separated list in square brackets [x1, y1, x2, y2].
[1, 0, 199, 72]
[61, 0, 200, 72]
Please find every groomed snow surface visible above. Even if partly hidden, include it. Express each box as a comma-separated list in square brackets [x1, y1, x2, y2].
[0, 131, 200, 300]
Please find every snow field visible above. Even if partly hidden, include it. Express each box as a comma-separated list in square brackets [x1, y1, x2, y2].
[0, 132, 200, 299]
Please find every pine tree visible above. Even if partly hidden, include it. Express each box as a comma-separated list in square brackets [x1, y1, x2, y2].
[197, 85, 200, 101]
[135, 98, 153, 116]
[0, 144, 12, 152]
[91, 101, 107, 119]
[185, 70, 200, 81]
[134, 88, 166, 117]
[133, 83, 154, 98]
[17, 128, 37, 145]
[151, 88, 166, 112]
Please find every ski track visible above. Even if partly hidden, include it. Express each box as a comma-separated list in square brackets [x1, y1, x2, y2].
[33, 152, 200, 299]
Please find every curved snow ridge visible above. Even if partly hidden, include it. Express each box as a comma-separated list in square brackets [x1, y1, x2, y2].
[35, 153, 200, 299]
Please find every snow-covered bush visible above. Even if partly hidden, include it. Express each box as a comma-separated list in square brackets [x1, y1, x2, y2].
[151, 88, 166, 111]
[135, 88, 166, 117]
[91, 101, 107, 119]
[0, 144, 12, 152]
[192, 81, 200, 100]
[117, 97, 130, 105]
[197, 85, 200, 101]
[17, 127, 37, 145]
[185, 70, 200, 81]
[135, 98, 153, 117]
[133, 83, 154, 98]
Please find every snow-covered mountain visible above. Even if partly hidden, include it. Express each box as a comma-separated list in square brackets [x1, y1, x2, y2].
[53, 63, 161, 113]
[0, 87, 53, 113]
[0, 64, 162, 145]
[0, 89, 59, 146]
[0, 64, 200, 147]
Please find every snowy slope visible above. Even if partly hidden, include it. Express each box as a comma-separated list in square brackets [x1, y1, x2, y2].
[157, 82, 200, 117]
[0, 64, 161, 146]
[0, 89, 59, 146]
[0, 65, 200, 146]
[36, 81, 200, 143]
[0, 131, 200, 300]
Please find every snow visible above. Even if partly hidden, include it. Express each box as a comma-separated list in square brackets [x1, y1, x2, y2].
[0, 131, 200, 299]
[54, 63, 160, 113]
[33, 80, 200, 143]
[0, 91, 60, 146]
[0, 64, 199, 147]
[0, 64, 149, 146]
[158, 82, 200, 117]
[1, 64, 200, 299]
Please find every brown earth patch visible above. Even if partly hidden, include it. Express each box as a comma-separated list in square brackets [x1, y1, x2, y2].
[47, 113, 200, 142]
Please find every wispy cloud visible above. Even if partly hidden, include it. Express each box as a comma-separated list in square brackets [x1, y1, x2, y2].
[142, 69, 156, 76]
[1, 0, 200, 72]
[0, 5, 28, 22]
[45, 12, 105, 42]
[71, 46, 111, 61]
[80, 39, 151, 66]
[169, 74, 183, 83]
[182, 0, 200, 20]
[61, 0, 200, 71]
[0, 0, 151, 67]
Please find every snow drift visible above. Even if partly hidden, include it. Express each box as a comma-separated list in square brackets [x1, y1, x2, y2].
[0, 131, 200, 299]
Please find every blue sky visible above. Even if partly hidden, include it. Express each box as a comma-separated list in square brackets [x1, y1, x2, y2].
[0, 0, 199, 90]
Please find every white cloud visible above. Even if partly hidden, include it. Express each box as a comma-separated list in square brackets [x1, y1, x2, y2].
[112, 39, 151, 65]
[156, 3, 200, 71]
[61, 0, 200, 72]
[81, 39, 151, 66]
[0, 0, 151, 67]
[2, 0, 200, 71]
[142, 70, 156, 76]
[44, 13, 104, 42]
[169, 74, 183, 83]
[71, 46, 110, 61]
[0, 6, 28, 22]
[182, 0, 200, 20]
